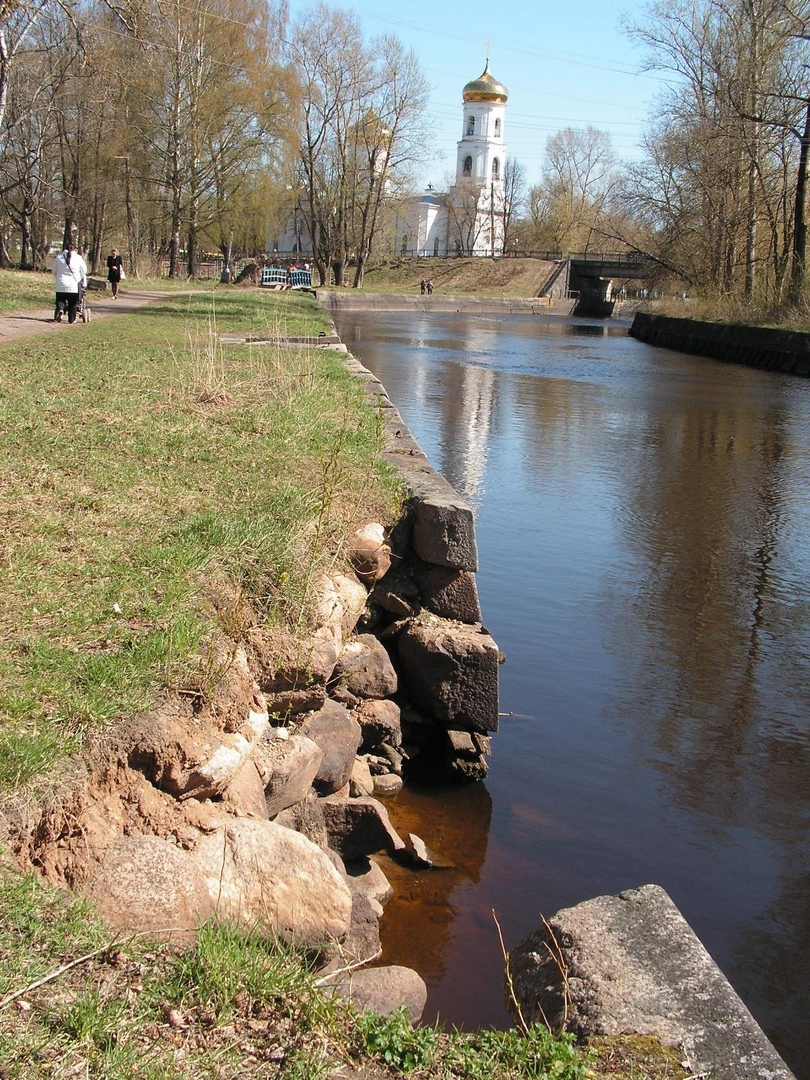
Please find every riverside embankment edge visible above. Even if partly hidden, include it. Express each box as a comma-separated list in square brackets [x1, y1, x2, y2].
[630, 310, 810, 374]
[318, 289, 571, 316]
[324, 296, 798, 1080]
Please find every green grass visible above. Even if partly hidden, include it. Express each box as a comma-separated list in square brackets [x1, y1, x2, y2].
[0, 288, 397, 790]
[0, 269, 55, 312]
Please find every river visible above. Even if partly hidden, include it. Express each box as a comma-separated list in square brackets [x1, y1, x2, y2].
[331, 307, 810, 1078]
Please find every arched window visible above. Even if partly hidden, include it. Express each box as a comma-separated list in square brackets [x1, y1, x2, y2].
[492, 157, 500, 179]
[466, 115, 475, 135]
[463, 155, 472, 175]
[494, 118, 501, 137]
[433, 237, 440, 256]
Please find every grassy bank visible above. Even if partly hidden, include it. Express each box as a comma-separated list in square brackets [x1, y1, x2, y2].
[0, 287, 397, 788]
[0, 268, 207, 313]
[346, 257, 557, 298]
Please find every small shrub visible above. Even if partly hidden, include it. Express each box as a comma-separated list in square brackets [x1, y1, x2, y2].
[356, 1006, 440, 1071]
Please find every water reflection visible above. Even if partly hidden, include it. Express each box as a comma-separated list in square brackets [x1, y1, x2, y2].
[334, 310, 810, 1078]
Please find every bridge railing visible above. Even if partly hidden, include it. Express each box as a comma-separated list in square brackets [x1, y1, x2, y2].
[567, 251, 653, 265]
[260, 267, 313, 288]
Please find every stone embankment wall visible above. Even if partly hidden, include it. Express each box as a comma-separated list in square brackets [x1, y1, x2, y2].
[630, 311, 810, 375]
[320, 290, 564, 315]
[340, 348, 499, 781]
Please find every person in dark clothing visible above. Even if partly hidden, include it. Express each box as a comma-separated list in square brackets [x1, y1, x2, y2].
[106, 248, 124, 297]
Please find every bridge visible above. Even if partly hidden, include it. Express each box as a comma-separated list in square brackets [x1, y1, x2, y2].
[569, 251, 654, 280]
[537, 252, 655, 316]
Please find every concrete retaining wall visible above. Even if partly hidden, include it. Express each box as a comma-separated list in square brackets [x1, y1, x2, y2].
[629, 311, 810, 375]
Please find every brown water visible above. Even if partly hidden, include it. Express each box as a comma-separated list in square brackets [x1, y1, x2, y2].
[332, 309, 810, 1078]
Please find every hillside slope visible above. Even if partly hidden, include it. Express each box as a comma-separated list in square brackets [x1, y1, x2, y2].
[361, 256, 557, 297]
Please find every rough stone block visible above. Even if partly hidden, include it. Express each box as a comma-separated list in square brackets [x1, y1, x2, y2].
[300, 699, 362, 796]
[415, 563, 483, 623]
[320, 795, 405, 860]
[508, 884, 796, 1080]
[397, 613, 499, 733]
[261, 735, 323, 817]
[402, 474, 478, 571]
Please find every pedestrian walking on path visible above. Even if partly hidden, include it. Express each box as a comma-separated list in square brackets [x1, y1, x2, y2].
[106, 248, 124, 297]
[52, 243, 87, 324]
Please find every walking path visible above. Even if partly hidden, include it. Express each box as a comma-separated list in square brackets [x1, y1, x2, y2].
[0, 289, 172, 345]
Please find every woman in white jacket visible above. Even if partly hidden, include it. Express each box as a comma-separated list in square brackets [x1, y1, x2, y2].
[52, 243, 88, 324]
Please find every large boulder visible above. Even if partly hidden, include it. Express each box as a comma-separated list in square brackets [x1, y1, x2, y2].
[193, 819, 352, 947]
[349, 523, 392, 586]
[312, 573, 369, 651]
[84, 836, 214, 944]
[330, 966, 428, 1023]
[220, 759, 269, 820]
[300, 699, 362, 795]
[355, 699, 402, 751]
[507, 885, 796, 1080]
[396, 613, 499, 733]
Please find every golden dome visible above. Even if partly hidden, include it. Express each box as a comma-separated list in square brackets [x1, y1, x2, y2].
[462, 61, 508, 103]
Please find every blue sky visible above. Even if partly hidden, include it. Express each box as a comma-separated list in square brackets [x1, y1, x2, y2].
[286, 0, 676, 188]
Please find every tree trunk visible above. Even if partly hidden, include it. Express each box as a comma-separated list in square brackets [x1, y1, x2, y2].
[169, 203, 182, 278]
[790, 100, 810, 300]
[353, 251, 366, 288]
[187, 194, 198, 278]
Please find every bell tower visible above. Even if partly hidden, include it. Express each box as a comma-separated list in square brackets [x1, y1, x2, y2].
[449, 60, 508, 255]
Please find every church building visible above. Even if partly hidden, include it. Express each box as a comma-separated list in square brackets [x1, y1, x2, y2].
[396, 60, 509, 257]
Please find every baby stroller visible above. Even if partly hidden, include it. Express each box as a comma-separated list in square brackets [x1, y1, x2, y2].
[77, 287, 91, 323]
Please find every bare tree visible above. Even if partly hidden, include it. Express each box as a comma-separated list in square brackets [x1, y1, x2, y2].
[624, 0, 808, 301]
[0, 0, 50, 134]
[289, 4, 369, 286]
[122, 0, 287, 277]
[499, 156, 526, 250]
[349, 34, 429, 288]
[289, 6, 429, 287]
[528, 127, 618, 253]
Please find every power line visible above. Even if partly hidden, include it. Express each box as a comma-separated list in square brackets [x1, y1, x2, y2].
[352, 5, 671, 83]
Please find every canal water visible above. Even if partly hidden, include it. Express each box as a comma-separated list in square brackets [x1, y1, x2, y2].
[332, 308, 810, 1078]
